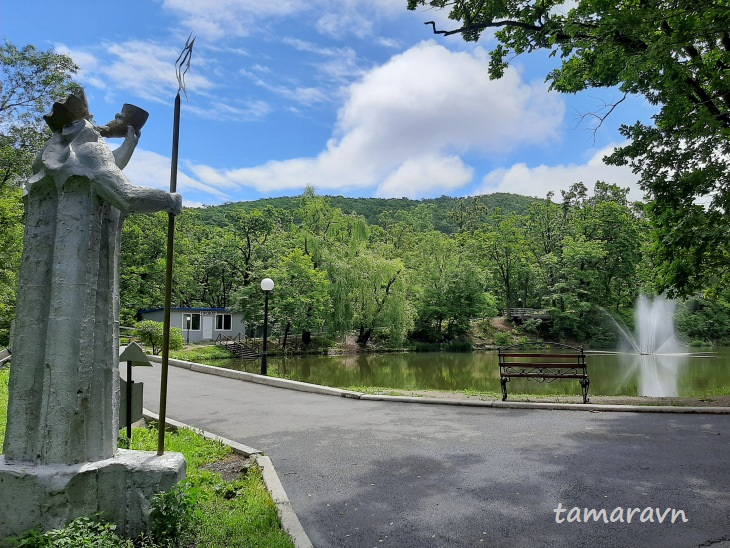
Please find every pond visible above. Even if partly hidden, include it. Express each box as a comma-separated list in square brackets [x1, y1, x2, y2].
[203, 347, 730, 398]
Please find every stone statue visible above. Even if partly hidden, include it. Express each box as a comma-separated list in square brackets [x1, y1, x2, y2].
[4, 89, 182, 465]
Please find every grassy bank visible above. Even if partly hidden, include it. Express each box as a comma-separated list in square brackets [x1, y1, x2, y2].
[0, 370, 295, 547]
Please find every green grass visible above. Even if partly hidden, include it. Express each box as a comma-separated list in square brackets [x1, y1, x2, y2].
[0, 370, 294, 548]
[129, 426, 231, 475]
[131, 426, 295, 548]
[0, 369, 8, 448]
[169, 344, 233, 363]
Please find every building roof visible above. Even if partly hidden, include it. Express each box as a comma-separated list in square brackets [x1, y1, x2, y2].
[138, 307, 233, 314]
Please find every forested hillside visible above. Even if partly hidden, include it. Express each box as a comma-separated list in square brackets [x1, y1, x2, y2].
[210, 193, 539, 234]
[116, 184, 730, 349]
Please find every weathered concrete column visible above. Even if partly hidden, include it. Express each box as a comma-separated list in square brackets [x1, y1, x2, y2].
[0, 89, 185, 539]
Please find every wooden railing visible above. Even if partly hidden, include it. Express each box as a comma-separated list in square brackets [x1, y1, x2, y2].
[502, 308, 551, 319]
[215, 334, 260, 361]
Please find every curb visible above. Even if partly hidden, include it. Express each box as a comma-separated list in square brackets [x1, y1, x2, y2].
[148, 355, 361, 398]
[142, 409, 313, 548]
[149, 355, 730, 414]
[359, 395, 730, 413]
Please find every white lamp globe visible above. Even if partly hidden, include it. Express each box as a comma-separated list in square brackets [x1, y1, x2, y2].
[261, 278, 275, 291]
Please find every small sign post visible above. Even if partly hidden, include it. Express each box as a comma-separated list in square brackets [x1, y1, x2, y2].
[119, 342, 152, 439]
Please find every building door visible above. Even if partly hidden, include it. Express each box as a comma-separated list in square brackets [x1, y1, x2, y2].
[202, 315, 213, 340]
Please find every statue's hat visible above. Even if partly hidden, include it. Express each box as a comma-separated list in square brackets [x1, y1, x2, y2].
[43, 89, 90, 131]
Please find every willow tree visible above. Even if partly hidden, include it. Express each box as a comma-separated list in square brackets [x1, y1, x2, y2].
[331, 251, 412, 347]
[407, 0, 730, 294]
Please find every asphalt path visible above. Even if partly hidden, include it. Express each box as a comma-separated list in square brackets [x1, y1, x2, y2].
[130, 362, 730, 548]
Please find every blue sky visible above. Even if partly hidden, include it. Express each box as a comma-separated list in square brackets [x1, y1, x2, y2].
[5, 1, 654, 207]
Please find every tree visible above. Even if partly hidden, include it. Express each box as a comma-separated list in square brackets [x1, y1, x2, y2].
[407, 0, 730, 294]
[1, 41, 79, 187]
[411, 231, 488, 341]
[0, 42, 78, 344]
[0, 186, 22, 346]
[473, 210, 529, 316]
[267, 249, 331, 349]
[133, 320, 184, 355]
[331, 251, 412, 347]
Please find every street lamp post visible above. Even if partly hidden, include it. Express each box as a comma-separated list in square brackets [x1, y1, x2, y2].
[260, 278, 274, 375]
[186, 315, 191, 344]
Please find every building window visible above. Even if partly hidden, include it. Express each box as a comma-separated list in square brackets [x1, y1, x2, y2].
[183, 313, 201, 331]
[216, 314, 232, 331]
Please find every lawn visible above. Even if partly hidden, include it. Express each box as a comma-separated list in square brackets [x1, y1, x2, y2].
[0, 369, 295, 547]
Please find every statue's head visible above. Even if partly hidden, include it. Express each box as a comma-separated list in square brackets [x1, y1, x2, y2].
[44, 88, 90, 132]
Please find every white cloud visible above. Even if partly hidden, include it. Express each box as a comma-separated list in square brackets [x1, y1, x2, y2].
[187, 41, 565, 199]
[475, 144, 644, 201]
[161, 0, 407, 39]
[376, 155, 473, 198]
[162, 0, 307, 38]
[58, 41, 215, 105]
[125, 149, 230, 200]
[282, 39, 364, 84]
[185, 99, 272, 122]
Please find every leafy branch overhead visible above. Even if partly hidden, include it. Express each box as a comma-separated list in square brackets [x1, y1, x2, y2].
[0, 41, 79, 188]
[408, 0, 730, 295]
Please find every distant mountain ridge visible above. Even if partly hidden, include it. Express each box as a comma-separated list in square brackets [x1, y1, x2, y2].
[200, 192, 542, 233]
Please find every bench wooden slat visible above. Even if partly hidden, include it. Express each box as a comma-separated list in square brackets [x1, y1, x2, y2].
[501, 362, 585, 368]
[498, 344, 589, 403]
[502, 373, 587, 379]
[499, 352, 583, 358]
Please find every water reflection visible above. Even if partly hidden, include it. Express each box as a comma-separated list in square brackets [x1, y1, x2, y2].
[617, 353, 688, 397]
[216, 348, 730, 398]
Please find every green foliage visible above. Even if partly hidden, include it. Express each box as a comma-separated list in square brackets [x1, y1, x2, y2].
[0, 186, 22, 346]
[409, 231, 488, 342]
[0, 41, 79, 187]
[6, 516, 133, 548]
[494, 331, 513, 346]
[521, 318, 543, 335]
[149, 482, 199, 546]
[675, 296, 730, 345]
[0, 369, 9, 452]
[169, 344, 233, 362]
[0, 42, 78, 346]
[211, 192, 538, 234]
[407, 0, 730, 295]
[263, 249, 331, 349]
[133, 321, 184, 355]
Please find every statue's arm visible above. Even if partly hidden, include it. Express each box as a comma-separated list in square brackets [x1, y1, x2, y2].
[95, 175, 183, 216]
[96, 124, 183, 216]
[112, 126, 139, 169]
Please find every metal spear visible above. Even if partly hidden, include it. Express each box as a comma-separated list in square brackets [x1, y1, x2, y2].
[158, 34, 195, 455]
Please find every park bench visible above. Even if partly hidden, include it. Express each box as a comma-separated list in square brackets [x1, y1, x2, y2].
[498, 342, 590, 403]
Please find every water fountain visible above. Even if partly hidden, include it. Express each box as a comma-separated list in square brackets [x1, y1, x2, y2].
[610, 295, 689, 397]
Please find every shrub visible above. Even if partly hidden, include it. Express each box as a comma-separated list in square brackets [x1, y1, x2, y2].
[494, 332, 512, 347]
[149, 481, 200, 546]
[7, 516, 132, 547]
[134, 320, 184, 355]
[521, 318, 542, 335]
[442, 340, 472, 352]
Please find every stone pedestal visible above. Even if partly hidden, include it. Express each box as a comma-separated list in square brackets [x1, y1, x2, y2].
[0, 449, 186, 539]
